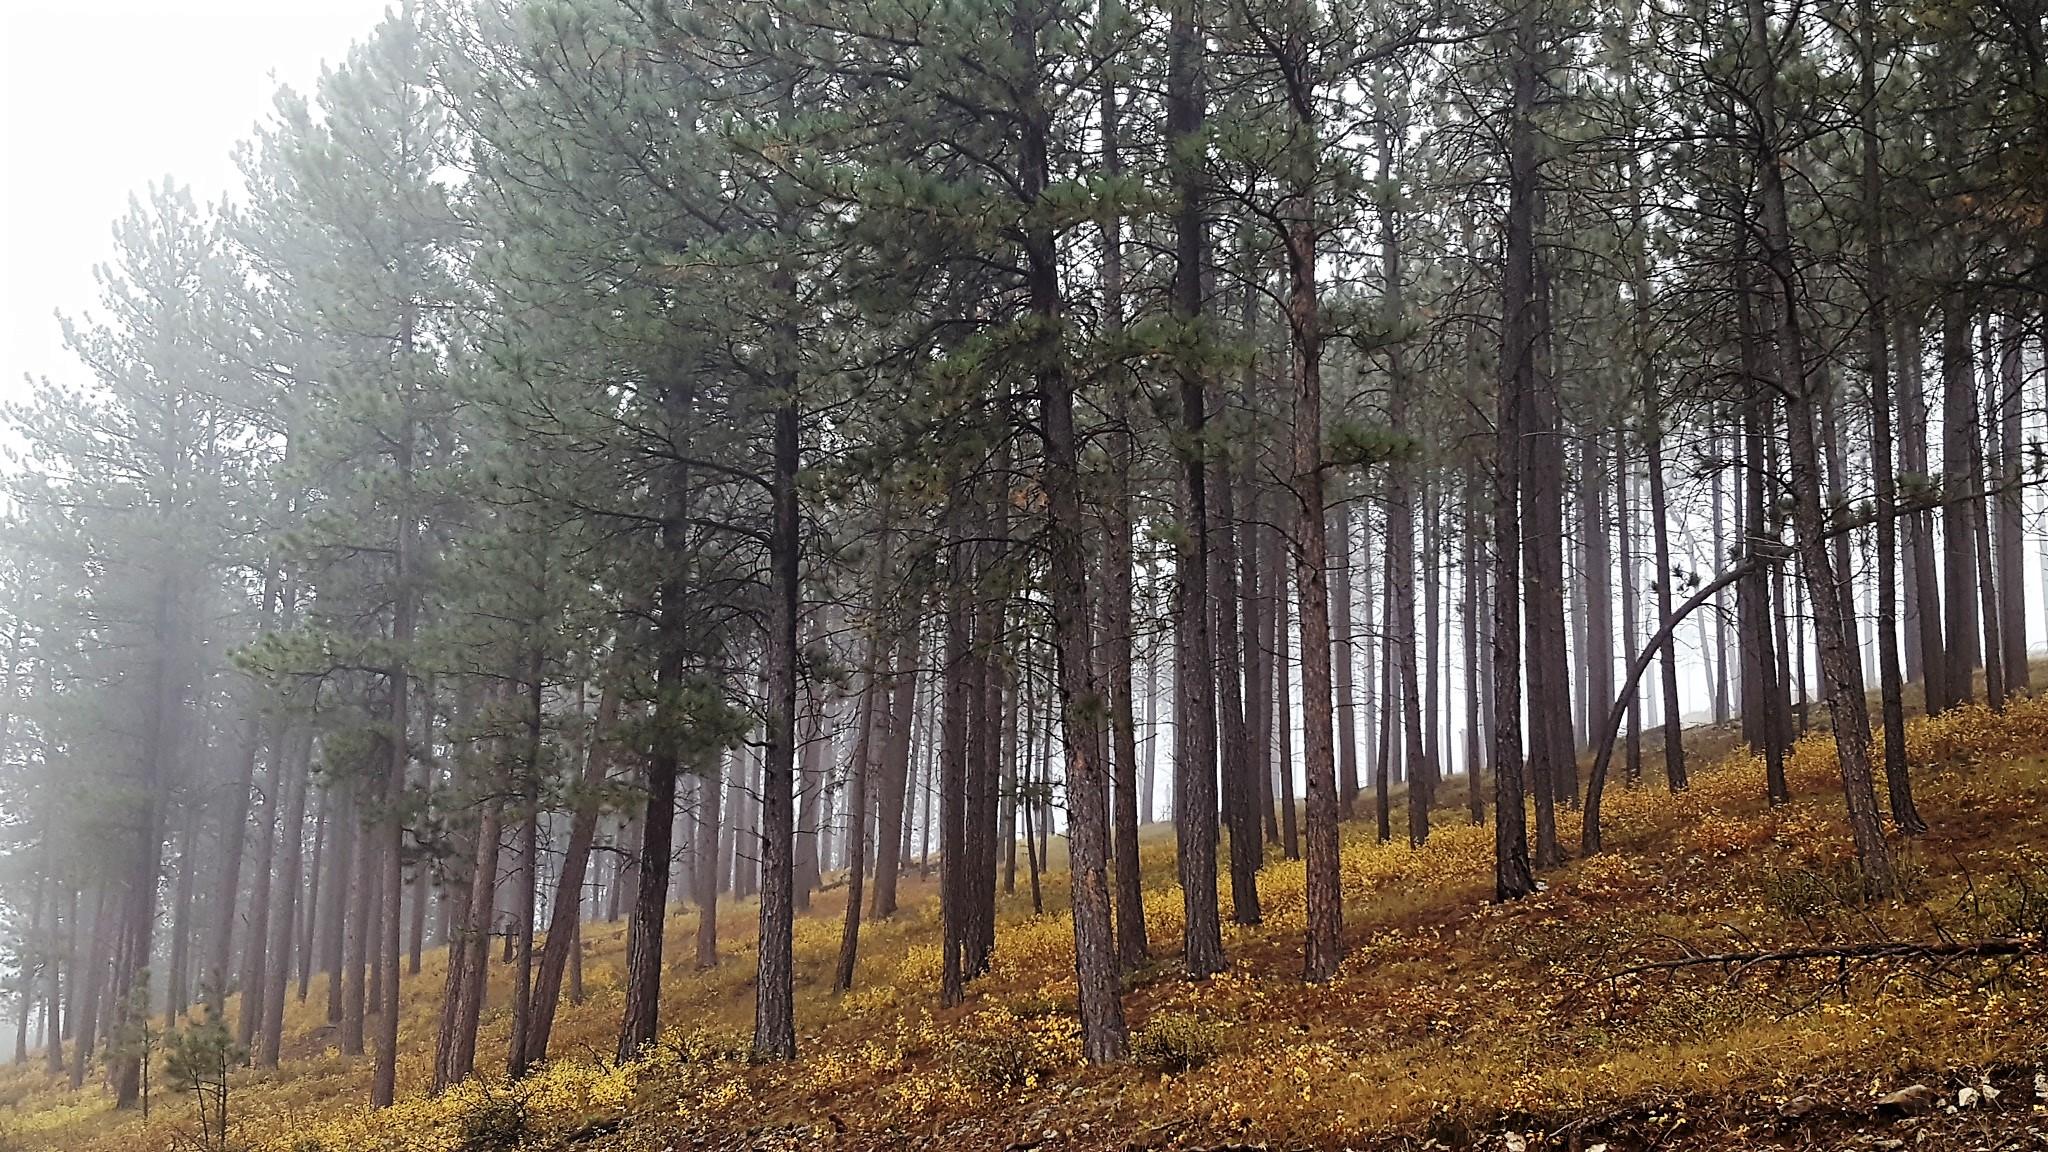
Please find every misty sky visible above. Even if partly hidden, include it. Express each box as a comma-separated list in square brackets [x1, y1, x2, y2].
[2, 1, 391, 420]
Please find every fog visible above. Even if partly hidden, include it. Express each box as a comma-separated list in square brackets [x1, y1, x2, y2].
[2, 1, 390, 417]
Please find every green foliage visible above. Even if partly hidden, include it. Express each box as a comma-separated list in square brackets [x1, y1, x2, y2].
[163, 995, 246, 1150]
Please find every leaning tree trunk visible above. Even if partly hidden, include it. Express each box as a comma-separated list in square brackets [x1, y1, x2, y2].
[525, 661, 626, 1067]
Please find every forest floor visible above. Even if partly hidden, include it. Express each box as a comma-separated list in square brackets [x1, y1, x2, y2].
[3, 701, 2046, 1152]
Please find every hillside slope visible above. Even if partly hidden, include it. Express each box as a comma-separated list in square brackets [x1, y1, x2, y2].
[4, 702, 2045, 1152]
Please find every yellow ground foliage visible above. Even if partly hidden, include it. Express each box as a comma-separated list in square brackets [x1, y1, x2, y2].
[5, 697, 2045, 1150]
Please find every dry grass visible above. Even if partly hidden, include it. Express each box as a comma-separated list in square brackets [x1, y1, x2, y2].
[4, 698, 2045, 1151]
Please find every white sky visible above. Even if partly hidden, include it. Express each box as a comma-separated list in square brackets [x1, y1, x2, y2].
[2, 1, 392, 420]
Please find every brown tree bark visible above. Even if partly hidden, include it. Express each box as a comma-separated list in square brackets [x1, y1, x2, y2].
[1745, 0, 1894, 897]
[1016, 0, 1128, 1054]
[1520, 226, 1567, 867]
[1166, 0, 1225, 982]
[939, 495, 974, 1005]
[1899, 310, 1945, 707]
[258, 725, 313, 1068]
[871, 632, 919, 921]
[1213, 366, 1260, 927]
[506, 643, 546, 1080]
[525, 662, 626, 1068]
[1996, 316, 2028, 691]
[1464, 476, 1485, 824]
[751, 366, 802, 1061]
[1285, 94, 1343, 982]
[1855, 1, 1920, 822]
[694, 766, 722, 969]
[67, 887, 109, 1090]
[1969, 326, 2006, 711]
[1645, 407, 1687, 792]
[834, 646, 883, 994]
[1942, 294, 1980, 706]
[1492, 0, 1540, 902]
[1581, 432, 1613, 770]
[1332, 494, 1360, 823]
[1379, 134, 1431, 851]
[1277, 576, 1301, 859]
[1617, 439, 1644, 787]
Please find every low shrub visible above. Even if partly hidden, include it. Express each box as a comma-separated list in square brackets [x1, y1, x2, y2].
[1130, 1012, 1226, 1073]
[949, 1007, 1081, 1087]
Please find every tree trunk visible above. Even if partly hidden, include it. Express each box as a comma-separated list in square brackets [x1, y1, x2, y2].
[1995, 316, 2028, 691]
[1521, 237, 1567, 870]
[1581, 432, 1614, 764]
[67, 886, 109, 1090]
[167, 797, 198, 1025]
[834, 649, 882, 993]
[1332, 496, 1360, 828]
[1746, 0, 1894, 897]
[1286, 117, 1343, 980]
[1970, 327, 2006, 711]
[1617, 438, 1643, 787]
[871, 632, 919, 921]
[440, 776, 500, 1091]
[1464, 477, 1485, 823]
[258, 725, 313, 1068]
[1213, 365, 1260, 927]
[939, 495, 974, 1005]
[695, 766, 722, 969]
[1645, 411, 1687, 791]
[525, 664, 625, 1067]
[752, 370, 801, 1062]
[1492, 0, 1540, 902]
[1855, 0, 1920, 825]
[1015, 1, 1128, 1055]
[1899, 310, 1945, 708]
[1166, 0, 1225, 982]
[506, 645, 545, 1080]
[1942, 294, 1980, 706]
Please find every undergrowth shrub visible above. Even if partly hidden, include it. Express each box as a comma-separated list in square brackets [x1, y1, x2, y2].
[1613, 982, 1752, 1045]
[949, 1007, 1081, 1087]
[453, 1084, 528, 1152]
[1010, 992, 1076, 1018]
[1130, 1012, 1226, 1073]
[663, 1026, 748, 1065]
